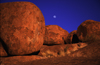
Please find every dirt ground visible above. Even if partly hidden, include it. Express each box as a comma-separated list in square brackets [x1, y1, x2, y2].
[1, 56, 100, 65]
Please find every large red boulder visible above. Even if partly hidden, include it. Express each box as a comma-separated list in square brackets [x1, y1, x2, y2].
[66, 30, 77, 44]
[0, 2, 45, 55]
[77, 20, 100, 41]
[44, 25, 69, 45]
[0, 42, 8, 56]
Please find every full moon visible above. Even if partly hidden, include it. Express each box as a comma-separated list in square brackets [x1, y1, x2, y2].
[53, 15, 56, 18]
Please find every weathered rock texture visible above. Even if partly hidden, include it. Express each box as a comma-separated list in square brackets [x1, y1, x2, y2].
[0, 2, 45, 55]
[0, 42, 8, 56]
[38, 45, 68, 56]
[38, 43, 87, 57]
[66, 30, 79, 44]
[44, 25, 69, 45]
[0, 55, 47, 65]
[68, 40, 100, 58]
[77, 20, 100, 41]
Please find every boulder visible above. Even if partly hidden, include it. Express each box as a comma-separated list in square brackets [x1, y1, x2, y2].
[0, 2, 45, 55]
[0, 42, 8, 56]
[44, 25, 69, 45]
[66, 30, 78, 44]
[77, 20, 100, 41]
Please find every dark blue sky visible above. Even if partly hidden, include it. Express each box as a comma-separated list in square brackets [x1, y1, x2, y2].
[0, 0, 100, 33]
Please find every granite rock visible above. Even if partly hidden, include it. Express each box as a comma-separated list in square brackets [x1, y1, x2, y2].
[77, 20, 100, 41]
[0, 2, 45, 55]
[44, 25, 69, 45]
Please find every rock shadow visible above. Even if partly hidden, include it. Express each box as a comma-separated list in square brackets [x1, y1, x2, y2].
[72, 34, 82, 43]
[0, 38, 41, 57]
[0, 38, 10, 57]
[43, 44, 60, 46]
[24, 50, 40, 56]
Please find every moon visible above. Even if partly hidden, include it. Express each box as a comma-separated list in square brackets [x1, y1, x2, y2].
[53, 15, 56, 18]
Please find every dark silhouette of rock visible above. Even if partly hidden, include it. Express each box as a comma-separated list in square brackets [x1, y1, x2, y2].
[24, 50, 40, 56]
[72, 34, 79, 43]
[0, 2, 45, 56]
[44, 25, 69, 45]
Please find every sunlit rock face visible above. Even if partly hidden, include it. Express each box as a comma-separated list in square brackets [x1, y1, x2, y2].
[0, 2, 45, 55]
[44, 25, 69, 45]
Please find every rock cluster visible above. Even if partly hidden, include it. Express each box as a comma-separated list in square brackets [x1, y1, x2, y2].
[0, 2, 100, 65]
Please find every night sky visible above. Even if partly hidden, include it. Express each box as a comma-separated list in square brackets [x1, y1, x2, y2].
[0, 0, 100, 33]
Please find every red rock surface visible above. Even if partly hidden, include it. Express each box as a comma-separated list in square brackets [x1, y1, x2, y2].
[0, 2, 45, 55]
[0, 55, 46, 65]
[38, 45, 68, 56]
[1, 55, 100, 65]
[0, 42, 8, 56]
[68, 40, 100, 58]
[77, 20, 100, 41]
[38, 43, 87, 57]
[44, 25, 69, 45]
[0, 41, 99, 65]
[66, 30, 77, 44]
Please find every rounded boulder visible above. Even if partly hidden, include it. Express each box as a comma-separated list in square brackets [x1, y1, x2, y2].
[0, 2, 45, 55]
[44, 25, 69, 45]
[77, 20, 100, 41]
